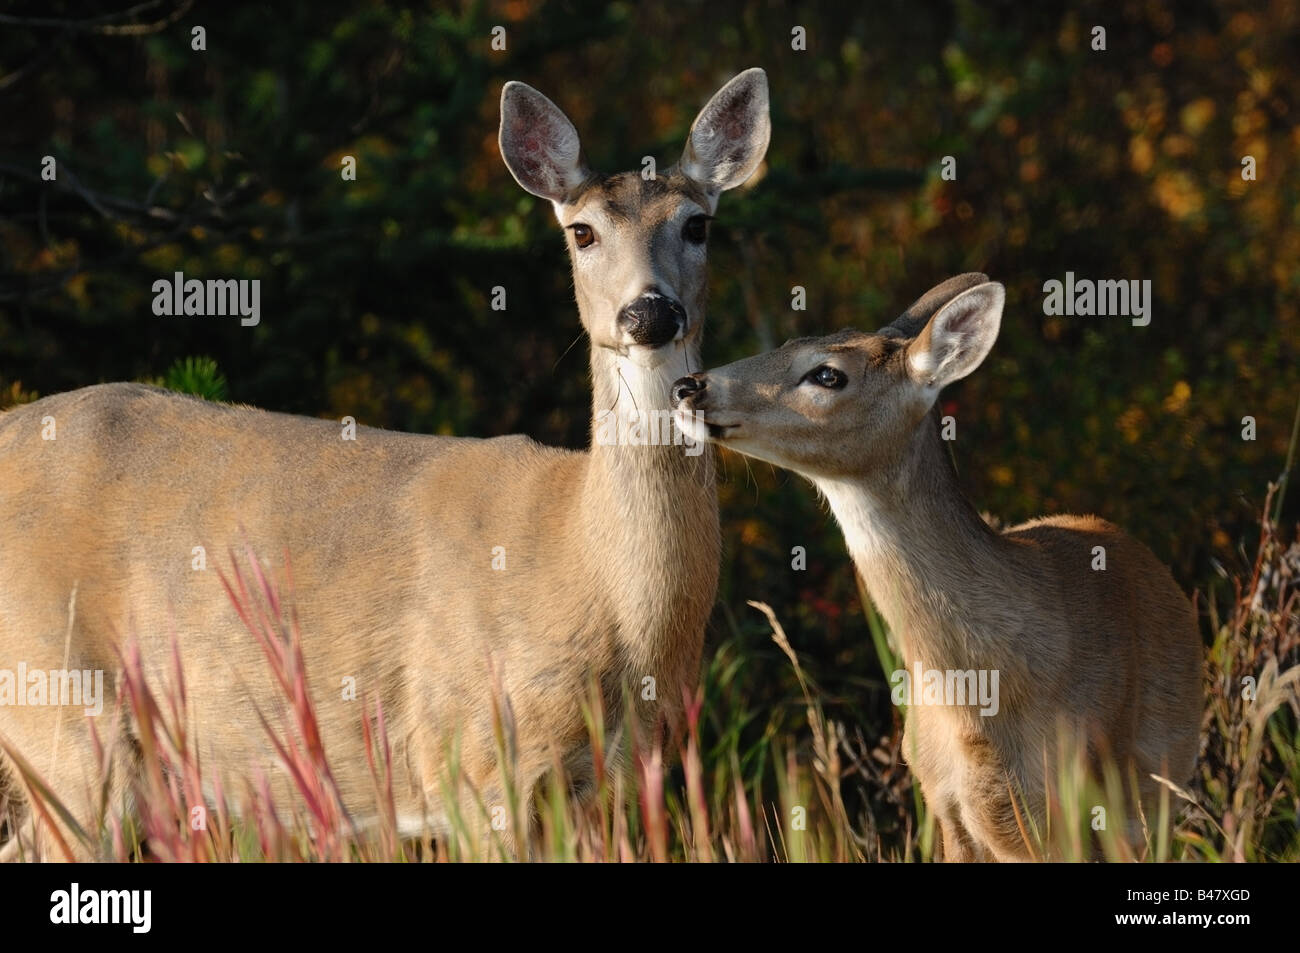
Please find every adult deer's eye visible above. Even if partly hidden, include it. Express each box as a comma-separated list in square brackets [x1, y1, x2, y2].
[683, 215, 709, 244]
[570, 223, 596, 248]
[805, 365, 847, 389]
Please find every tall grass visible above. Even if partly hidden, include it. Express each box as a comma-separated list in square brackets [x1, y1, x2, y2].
[1, 492, 1297, 862]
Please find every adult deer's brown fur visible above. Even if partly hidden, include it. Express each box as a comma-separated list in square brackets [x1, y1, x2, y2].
[673, 275, 1202, 861]
[0, 69, 770, 859]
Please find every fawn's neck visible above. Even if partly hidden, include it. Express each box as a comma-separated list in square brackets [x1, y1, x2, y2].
[814, 414, 1017, 672]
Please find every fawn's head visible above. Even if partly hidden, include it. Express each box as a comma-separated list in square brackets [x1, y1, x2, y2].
[498, 69, 770, 370]
[672, 275, 1005, 478]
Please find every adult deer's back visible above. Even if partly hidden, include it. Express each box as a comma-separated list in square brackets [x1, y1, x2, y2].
[0, 69, 771, 859]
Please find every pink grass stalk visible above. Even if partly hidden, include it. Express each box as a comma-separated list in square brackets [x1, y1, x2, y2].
[218, 545, 356, 861]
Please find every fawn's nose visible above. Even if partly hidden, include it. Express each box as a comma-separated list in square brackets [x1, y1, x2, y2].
[671, 374, 706, 407]
[617, 290, 686, 348]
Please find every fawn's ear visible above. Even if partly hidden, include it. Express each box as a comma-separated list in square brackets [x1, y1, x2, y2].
[499, 81, 589, 203]
[906, 282, 1004, 390]
[882, 272, 990, 338]
[678, 68, 771, 196]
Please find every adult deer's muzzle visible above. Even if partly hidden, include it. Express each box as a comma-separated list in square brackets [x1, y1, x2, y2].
[618, 291, 687, 348]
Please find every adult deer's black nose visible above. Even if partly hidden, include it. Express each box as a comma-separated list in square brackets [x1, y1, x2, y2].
[671, 374, 706, 407]
[617, 291, 686, 348]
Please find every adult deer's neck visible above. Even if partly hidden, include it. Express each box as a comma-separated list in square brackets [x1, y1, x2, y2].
[814, 413, 1017, 671]
[579, 341, 719, 707]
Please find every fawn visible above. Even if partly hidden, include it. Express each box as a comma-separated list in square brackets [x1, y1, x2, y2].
[671, 274, 1202, 860]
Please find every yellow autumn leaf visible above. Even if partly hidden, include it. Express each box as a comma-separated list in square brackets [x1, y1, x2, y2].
[1163, 380, 1191, 413]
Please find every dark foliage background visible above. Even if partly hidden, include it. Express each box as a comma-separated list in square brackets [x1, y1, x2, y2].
[2, 0, 1297, 798]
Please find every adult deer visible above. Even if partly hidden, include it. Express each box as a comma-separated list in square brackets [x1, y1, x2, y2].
[0, 69, 770, 859]
[672, 274, 1202, 861]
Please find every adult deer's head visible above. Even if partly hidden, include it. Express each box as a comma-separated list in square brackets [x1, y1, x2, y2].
[499, 70, 770, 380]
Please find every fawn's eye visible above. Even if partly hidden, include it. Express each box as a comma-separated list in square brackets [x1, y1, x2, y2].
[683, 215, 710, 244]
[570, 223, 596, 248]
[805, 365, 847, 389]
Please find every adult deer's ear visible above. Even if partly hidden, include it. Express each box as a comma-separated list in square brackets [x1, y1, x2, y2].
[499, 82, 590, 203]
[906, 282, 1004, 390]
[678, 68, 771, 197]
